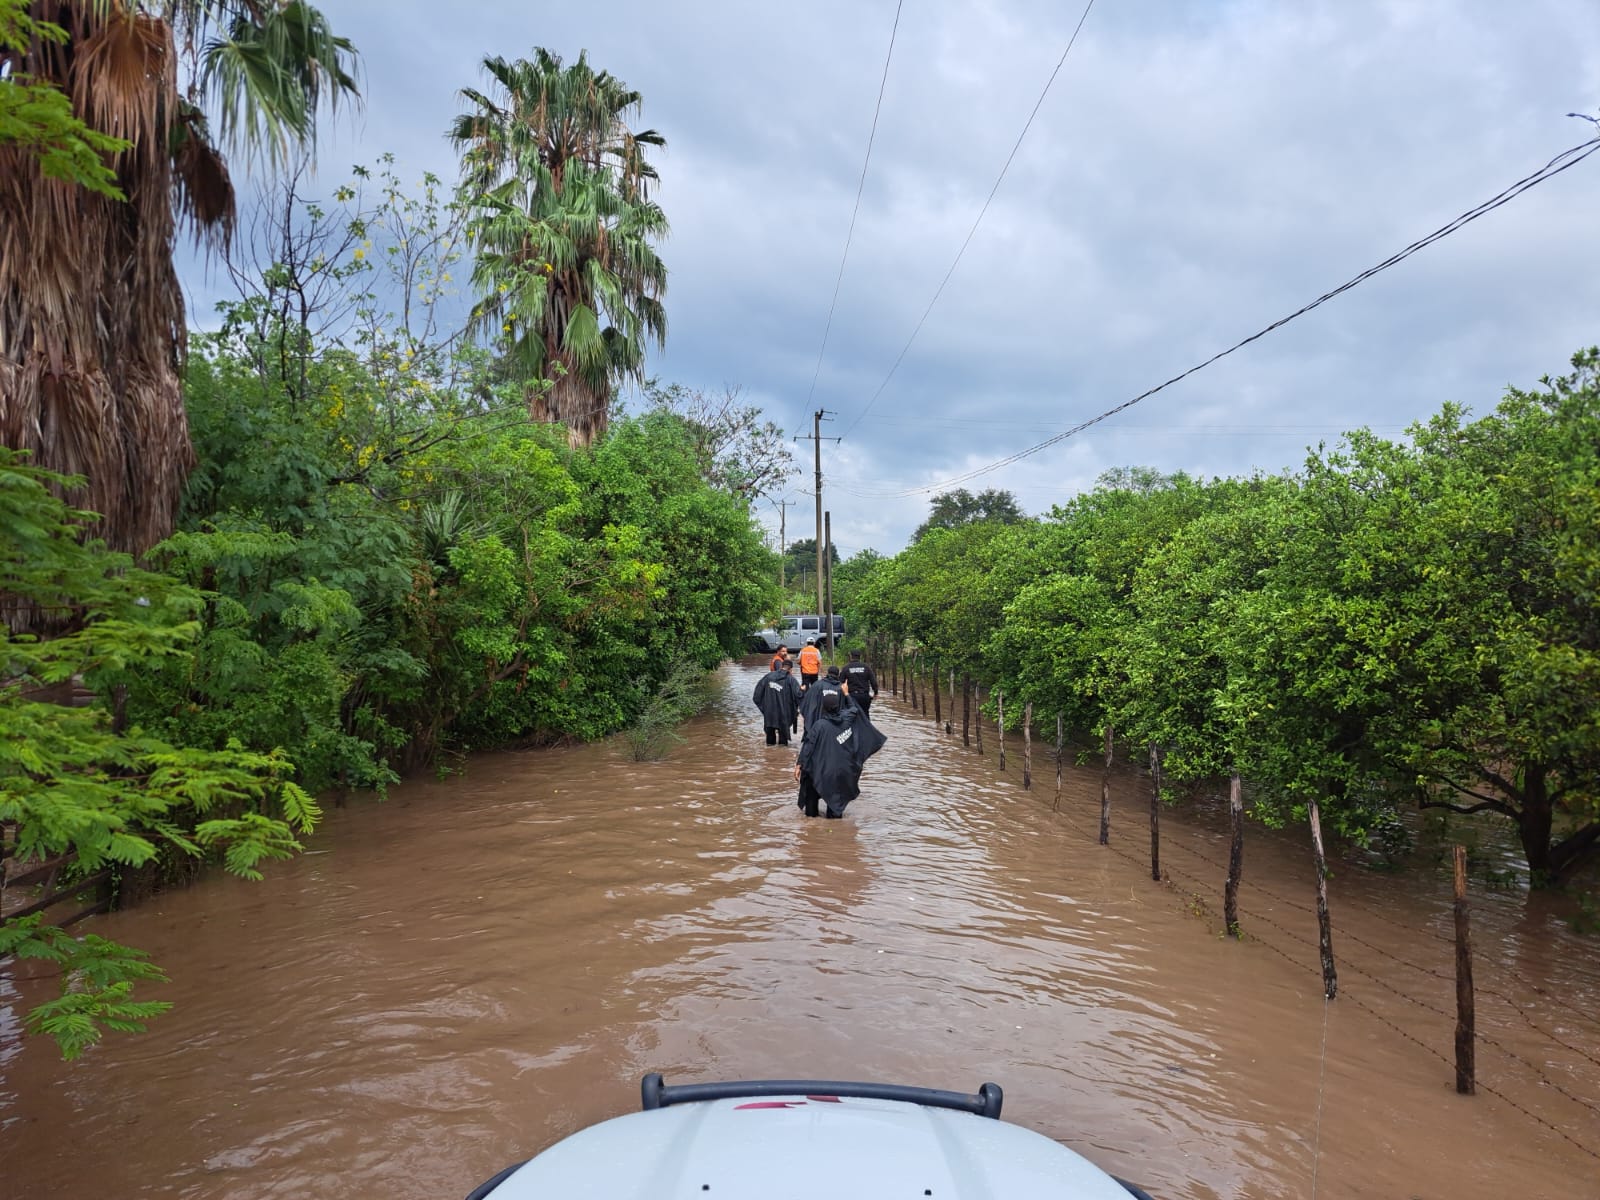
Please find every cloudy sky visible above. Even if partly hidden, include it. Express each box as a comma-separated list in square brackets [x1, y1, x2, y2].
[188, 0, 1600, 556]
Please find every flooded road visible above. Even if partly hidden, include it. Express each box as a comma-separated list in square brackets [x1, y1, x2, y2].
[3, 660, 1597, 1198]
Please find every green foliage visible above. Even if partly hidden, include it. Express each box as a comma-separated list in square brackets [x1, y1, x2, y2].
[850, 357, 1600, 884]
[0, 918, 172, 1058]
[451, 49, 667, 433]
[623, 656, 717, 761]
[911, 487, 1026, 542]
[197, 0, 360, 165]
[156, 164, 773, 766]
[0, 0, 128, 196]
[1, 449, 318, 1057]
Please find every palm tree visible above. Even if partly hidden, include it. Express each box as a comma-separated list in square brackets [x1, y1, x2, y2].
[0, 1, 357, 557]
[450, 49, 667, 446]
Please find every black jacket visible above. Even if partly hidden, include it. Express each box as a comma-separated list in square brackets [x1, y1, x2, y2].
[843, 661, 878, 698]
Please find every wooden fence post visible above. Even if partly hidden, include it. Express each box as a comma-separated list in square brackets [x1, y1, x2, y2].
[1053, 713, 1064, 810]
[1225, 771, 1244, 937]
[932, 663, 942, 730]
[1099, 722, 1113, 845]
[1022, 701, 1032, 790]
[976, 686, 984, 754]
[1454, 845, 1476, 1095]
[919, 660, 929, 716]
[891, 642, 899, 696]
[1309, 796, 1338, 999]
[1148, 742, 1162, 882]
[997, 691, 1006, 771]
[961, 675, 971, 747]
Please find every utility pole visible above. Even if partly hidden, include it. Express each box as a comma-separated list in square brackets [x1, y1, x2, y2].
[775, 498, 788, 590]
[812, 410, 824, 628]
[795, 409, 839, 631]
[824, 510, 835, 654]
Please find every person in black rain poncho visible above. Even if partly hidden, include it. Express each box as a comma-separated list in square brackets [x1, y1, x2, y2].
[799, 663, 853, 728]
[794, 690, 887, 818]
[752, 657, 802, 745]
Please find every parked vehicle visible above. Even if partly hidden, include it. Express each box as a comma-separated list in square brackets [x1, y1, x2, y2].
[749, 614, 845, 652]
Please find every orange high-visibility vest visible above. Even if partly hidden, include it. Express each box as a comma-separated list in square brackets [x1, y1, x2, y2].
[798, 645, 821, 675]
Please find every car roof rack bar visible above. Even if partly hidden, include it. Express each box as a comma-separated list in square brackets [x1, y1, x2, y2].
[639, 1074, 1003, 1119]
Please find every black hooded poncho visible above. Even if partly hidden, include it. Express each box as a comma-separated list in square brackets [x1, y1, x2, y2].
[797, 706, 888, 816]
[752, 668, 802, 729]
[799, 676, 855, 726]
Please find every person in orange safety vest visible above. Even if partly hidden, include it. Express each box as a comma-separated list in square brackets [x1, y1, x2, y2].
[798, 638, 821, 688]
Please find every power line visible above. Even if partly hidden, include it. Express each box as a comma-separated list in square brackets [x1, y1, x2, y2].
[837, 0, 1099, 441]
[868, 134, 1600, 499]
[801, 0, 905, 419]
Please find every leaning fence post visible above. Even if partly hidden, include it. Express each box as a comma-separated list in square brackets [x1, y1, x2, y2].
[1099, 722, 1113, 845]
[1453, 845, 1476, 1094]
[1053, 713, 1064, 810]
[1148, 742, 1162, 882]
[1225, 771, 1244, 937]
[962, 674, 971, 746]
[1308, 796, 1338, 999]
[947, 669, 955, 734]
[997, 691, 1006, 771]
[975, 687, 984, 754]
[932, 662, 943, 730]
[1022, 702, 1033, 790]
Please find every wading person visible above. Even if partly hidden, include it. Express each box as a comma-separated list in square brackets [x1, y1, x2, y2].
[799, 663, 854, 728]
[798, 637, 821, 688]
[794, 691, 887, 818]
[769, 644, 791, 673]
[752, 657, 802, 746]
[843, 649, 879, 720]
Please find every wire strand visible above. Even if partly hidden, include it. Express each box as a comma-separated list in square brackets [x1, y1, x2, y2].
[871, 135, 1600, 498]
[837, 0, 1099, 441]
[802, 0, 905, 414]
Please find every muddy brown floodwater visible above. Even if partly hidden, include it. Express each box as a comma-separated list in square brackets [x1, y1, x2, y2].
[3, 661, 1598, 1199]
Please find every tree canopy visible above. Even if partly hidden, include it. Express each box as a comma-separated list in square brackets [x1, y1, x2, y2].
[450, 48, 667, 445]
[853, 353, 1600, 885]
[911, 487, 1026, 542]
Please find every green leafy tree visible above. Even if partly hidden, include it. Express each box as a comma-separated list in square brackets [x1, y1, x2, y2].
[451, 49, 667, 446]
[911, 487, 1026, 542]
[1, 449, 319, 1058]
[1336, 360, 1600, 881]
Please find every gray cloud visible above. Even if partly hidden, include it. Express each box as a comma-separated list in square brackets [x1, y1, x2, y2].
[182, 0, 1600, 555]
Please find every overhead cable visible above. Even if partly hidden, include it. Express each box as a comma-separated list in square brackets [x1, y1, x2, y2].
[800, 0, 905, 421]
[836, 0, 1099, 441]
[866, 134, 1600, 499]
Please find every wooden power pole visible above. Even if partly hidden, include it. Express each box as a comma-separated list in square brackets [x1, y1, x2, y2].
[824, 510, 834, 653]
[794, 410, 838, 630]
